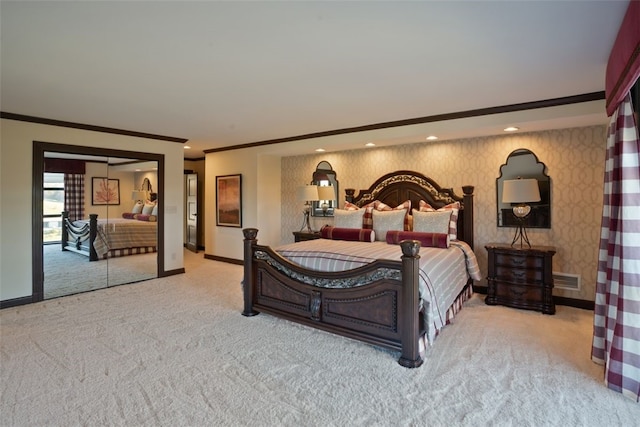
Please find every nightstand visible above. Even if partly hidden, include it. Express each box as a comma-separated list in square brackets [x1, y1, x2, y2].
[293, 231, 321, 242]
[485, 243, 556, 314]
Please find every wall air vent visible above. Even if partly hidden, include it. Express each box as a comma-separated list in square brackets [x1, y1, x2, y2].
[553, 272, 581, 291]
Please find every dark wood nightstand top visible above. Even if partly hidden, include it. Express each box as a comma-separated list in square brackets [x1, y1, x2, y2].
[293, 231, 322, 242]
[485, 243, 556, 255]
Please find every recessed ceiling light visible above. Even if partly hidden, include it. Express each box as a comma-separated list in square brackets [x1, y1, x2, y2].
[504, 126, 520, 132]
[315, 148, 325, 152]
[365, 142, 375, 147]
[426, 135, 438, 141]
[184, 145, 191, 149]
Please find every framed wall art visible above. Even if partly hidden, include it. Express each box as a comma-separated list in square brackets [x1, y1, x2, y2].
[216, 174, 242, 227]
[92, 177, 120, 205]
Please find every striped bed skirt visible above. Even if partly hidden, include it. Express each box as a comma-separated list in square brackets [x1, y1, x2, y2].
[101, 246, 157, 259]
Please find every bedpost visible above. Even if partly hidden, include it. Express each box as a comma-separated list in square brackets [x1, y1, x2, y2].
[462, 185, 474, 250]
[242, 228, 260, 317]
[88, 214, 98, 261]
[345, 188, 355, 204]
[398, 240, 424, 368]
[61, 211, 69, 251]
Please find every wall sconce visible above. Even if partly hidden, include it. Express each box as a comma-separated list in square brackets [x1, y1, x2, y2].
[502, 178, 541, 247]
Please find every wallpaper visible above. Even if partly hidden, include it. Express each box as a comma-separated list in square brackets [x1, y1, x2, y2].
[281, 125, 607, 302]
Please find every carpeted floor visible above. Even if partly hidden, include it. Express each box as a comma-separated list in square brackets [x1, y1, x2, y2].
[1, 249, 638, 426]
[43, 244, 157, 299]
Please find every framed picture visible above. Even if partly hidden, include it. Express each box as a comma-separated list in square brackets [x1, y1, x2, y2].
[92, 177, 120, 205]
[216, 174, 242, 227]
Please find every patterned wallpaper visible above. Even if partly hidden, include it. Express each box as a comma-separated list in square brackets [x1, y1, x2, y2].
[281, 125, 607, 302]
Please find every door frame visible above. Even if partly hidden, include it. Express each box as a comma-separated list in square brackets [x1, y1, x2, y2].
[32, 141, 165, 302]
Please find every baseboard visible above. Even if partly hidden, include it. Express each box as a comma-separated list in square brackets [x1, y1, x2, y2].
[204, 253, 243, 265]
[473, 285, 594, 310]
[159, 268, 185, 277]
[1, 295, 34, 309]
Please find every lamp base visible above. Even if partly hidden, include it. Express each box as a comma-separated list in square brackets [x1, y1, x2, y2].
[511, 219, 531, 248]
[300, 206, 313, 233]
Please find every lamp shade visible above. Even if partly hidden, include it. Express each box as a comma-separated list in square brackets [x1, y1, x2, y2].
[297, 185, 319, 201]
[317, 185, 334, 201]
[502, 179, 541, 204]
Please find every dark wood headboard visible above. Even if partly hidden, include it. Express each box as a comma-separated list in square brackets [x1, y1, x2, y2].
[345, 170, 474, 249]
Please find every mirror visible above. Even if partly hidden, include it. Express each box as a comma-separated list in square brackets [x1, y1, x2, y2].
[497, 149, 551, 228]
[35, 142, 162, 301]
[311, 161, 338, 217]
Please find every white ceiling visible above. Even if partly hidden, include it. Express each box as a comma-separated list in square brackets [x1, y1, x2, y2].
[0, 1, 629, 159]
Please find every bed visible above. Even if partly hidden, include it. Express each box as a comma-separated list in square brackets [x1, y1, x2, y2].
[242, 170, 480, 368]
[61, 211, 157, 261]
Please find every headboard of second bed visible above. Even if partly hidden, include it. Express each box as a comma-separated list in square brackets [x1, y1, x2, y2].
[345, 170, 474, 249]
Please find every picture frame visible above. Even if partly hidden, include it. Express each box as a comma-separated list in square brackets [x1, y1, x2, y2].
[216, 174, 242, 227]
[92, 177, 120, 205]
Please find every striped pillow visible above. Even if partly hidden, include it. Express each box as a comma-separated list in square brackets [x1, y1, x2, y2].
[418, 200, 460, 240]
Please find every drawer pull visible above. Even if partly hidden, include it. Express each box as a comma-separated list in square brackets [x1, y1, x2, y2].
[512, 270, 526, 280]
[511, 257, 526, 266]
[509, 287, 526, 297]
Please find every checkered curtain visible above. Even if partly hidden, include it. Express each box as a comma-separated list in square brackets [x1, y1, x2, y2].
[591, 93, 640, 402]
[64, 173, 84, 222]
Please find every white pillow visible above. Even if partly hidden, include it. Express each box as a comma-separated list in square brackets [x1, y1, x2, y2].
[132, 201, 144, 214]
[372, 209, 406, 241]
[142, 202, 155, 215]
[333, 209, 366, 229]
[151, 203, 158, 216]
[412, 209, 452, 234]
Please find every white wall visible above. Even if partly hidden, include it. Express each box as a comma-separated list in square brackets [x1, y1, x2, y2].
[205, 150, 282, 260]
[0, 119, 185, 302]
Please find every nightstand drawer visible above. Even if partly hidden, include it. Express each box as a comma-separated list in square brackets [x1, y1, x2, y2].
[494, 266, 543, 283]
[494, 253, 543, 269]
[494, 282, 543, 303]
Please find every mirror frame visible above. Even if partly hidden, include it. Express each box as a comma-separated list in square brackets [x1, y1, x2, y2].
[496, 148, 551, 229]
[311, 161, 338, 217]
[32, 141, 165, 302]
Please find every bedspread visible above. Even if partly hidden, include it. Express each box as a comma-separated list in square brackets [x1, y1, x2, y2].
[276, 239, 481, 343]
[76, 218, 157, 258]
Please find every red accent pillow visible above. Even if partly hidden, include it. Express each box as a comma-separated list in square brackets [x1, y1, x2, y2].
[122, 212, 136, 219]
[320, 226, 375, 242]
[385, 231, 450, 248]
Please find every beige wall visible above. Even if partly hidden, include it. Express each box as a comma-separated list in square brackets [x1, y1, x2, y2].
[0, 119, 185, 302]
[281, 125, 607, 301]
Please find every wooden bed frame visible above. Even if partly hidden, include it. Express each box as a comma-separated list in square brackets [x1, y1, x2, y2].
[242, 170, 474, 368]
[61, 211, 99, 261]
[61, 211, 157, 262]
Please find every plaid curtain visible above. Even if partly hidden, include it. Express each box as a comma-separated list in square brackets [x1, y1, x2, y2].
[591, 93, 640, 402]
[64, 173, 84, 222]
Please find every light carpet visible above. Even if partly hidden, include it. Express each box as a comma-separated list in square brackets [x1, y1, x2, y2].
[43, 244, 157, 299]
[1, 249, 638, 426]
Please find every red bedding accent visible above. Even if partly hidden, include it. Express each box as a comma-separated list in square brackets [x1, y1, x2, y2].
[386, 230, 449, 248]
[320, 226, 375, 242]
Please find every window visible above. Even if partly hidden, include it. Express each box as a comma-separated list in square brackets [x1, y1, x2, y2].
[43, 173, 65, 243]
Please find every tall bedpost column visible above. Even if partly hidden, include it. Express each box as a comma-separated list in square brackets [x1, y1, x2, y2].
[462, 185, 474, 250]
[88, 214, 98, 261]
[242, 228, 260, 317]
[61, 211, 69, 251]
[398, 239, 424, 368]
[345, 188, 355, 204]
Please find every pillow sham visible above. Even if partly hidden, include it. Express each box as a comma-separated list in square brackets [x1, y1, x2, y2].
[333, 209, 366, 229]
[132, 201, 144, 214]
[151, 203, 158, 216]
[344, 200, 411, 230]
[418, 200, 460, 240]
[385, 231, 450, 248]
[372, 209, 406, 241]
[412, 209, 452, 235]
[320, 226, 375, 242]
[142, 201, 156, 215]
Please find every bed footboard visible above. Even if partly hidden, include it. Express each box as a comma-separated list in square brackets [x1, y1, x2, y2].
[61, 211, 98, 261]
[242, 228, 423, 368]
